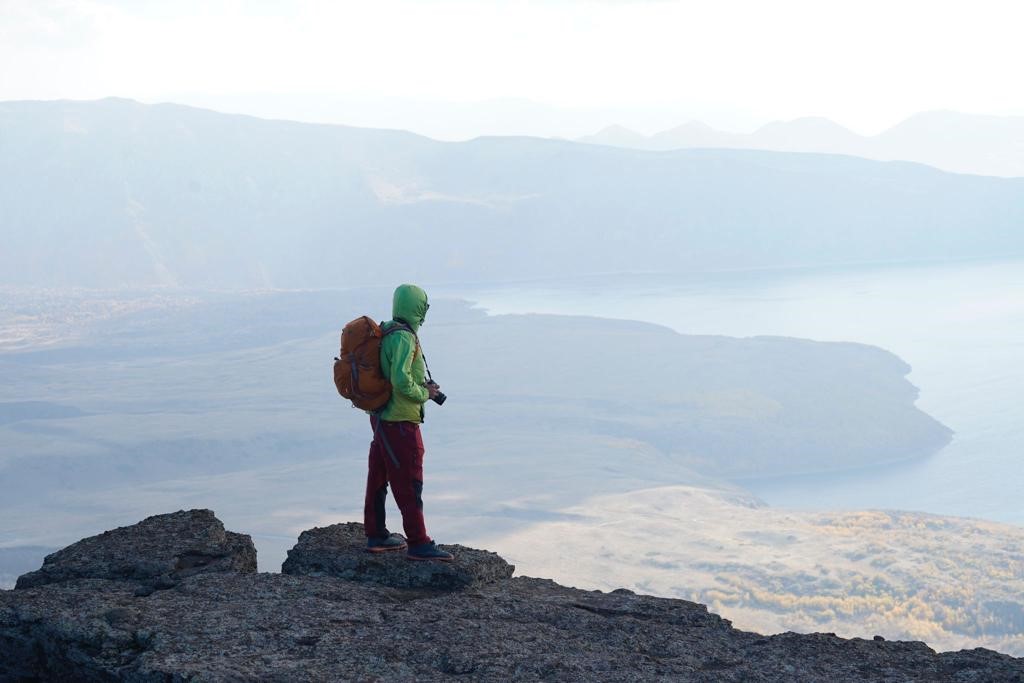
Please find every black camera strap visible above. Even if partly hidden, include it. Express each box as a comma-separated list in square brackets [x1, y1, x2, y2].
[421, 350, 435, 384]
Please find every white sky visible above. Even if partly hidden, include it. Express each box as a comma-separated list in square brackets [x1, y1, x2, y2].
[2, 0, 1024, 139]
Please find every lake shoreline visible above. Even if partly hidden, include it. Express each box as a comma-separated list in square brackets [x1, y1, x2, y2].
[460, 258, 1024, 526]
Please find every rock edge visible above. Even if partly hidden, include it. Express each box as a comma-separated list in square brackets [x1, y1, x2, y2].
[3, 510, 1024, 683]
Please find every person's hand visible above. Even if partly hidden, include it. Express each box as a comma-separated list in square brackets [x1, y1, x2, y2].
[427, 382, 441, 399]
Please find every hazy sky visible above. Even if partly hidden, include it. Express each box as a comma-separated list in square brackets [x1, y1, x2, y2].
[3, 0, 1024, 138]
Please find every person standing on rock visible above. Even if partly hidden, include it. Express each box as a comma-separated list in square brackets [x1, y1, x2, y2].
[364, 284, 454, 561]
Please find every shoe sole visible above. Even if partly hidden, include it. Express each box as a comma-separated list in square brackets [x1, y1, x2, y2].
[366, 544, 408, 554]
[406, 554, 454, 562]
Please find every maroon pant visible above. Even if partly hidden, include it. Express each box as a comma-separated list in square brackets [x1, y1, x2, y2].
[363, 415, 431, 546]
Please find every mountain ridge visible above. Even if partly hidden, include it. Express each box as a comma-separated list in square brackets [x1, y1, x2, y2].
[578, 110, 1024, 176]
[3, 98, 1024, 289]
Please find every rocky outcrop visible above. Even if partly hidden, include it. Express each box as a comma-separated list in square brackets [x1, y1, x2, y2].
[2, 511, 1024, 682]
[281, 521, 514, 590]
[14, 509, 256, 594]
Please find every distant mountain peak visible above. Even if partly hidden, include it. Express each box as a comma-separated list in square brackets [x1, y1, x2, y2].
[754, 116, 858, 136]
[578, 124, 649, 146]
[660, 120, 716, 134]
[595, 123, 641, 136]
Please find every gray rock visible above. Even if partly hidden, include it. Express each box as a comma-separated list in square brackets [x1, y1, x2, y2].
[2, 511, 1023, 682]
[14, 509, 256, 590]
[4, 574, 1024, 682]
[281, 521, 514, 590]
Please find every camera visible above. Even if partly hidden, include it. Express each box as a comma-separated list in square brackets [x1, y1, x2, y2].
[426, 380, 447, 406]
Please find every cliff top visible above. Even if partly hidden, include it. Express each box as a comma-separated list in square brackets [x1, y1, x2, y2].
[2, 510, 1022, 682]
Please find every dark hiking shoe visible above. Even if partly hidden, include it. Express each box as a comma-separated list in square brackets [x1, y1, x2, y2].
[366, 534, 408, 553]
[406, 541, 454, 562]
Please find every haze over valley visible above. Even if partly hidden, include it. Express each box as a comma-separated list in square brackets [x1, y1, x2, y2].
[5, 284, 1020, 655]
[3, 97, 1024, 658]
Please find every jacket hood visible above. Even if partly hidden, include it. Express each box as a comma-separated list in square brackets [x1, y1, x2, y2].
[391, 283, 429, 332]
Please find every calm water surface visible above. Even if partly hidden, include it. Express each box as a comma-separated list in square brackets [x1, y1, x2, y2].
[452, 259, 1024, 525]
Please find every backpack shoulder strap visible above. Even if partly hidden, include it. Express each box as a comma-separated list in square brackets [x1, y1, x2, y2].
[385, 320, 433, 381]
[382, 321, 414, 337]
[381, 321, 420, 361]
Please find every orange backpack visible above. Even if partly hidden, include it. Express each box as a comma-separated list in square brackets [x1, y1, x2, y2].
[333, 317, 411, 411]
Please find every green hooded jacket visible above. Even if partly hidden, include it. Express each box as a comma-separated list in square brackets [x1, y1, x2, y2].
[378, 284, 430, 423]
